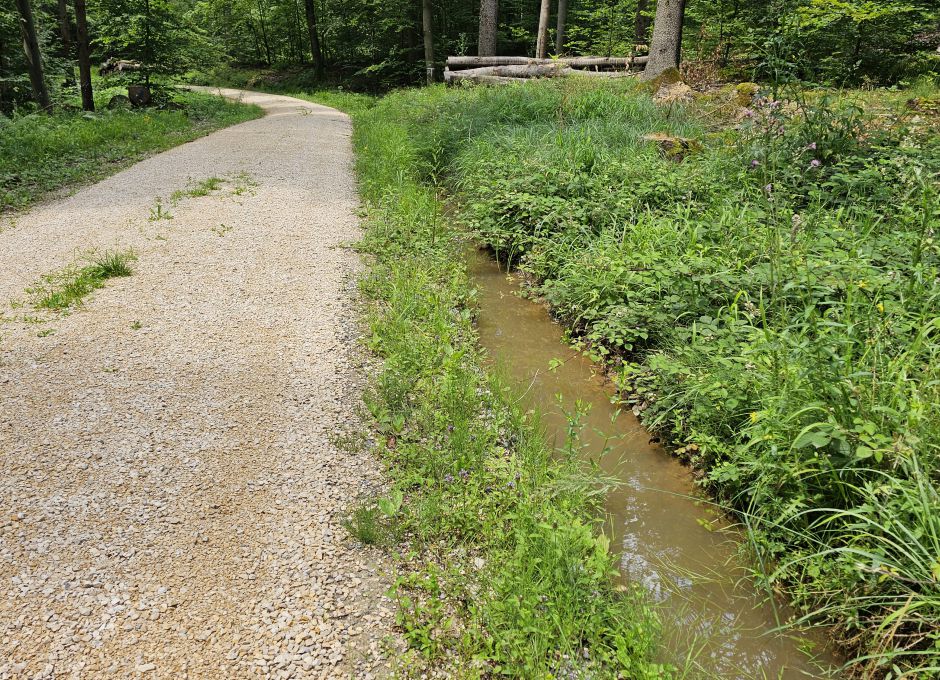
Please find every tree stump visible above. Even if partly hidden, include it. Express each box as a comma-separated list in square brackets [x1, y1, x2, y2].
[127, 85, 152, 108]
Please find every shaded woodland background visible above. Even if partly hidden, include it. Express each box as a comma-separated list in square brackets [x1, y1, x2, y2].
[2, 0, 940, 113]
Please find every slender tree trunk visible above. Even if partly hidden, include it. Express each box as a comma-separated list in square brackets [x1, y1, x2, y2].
[635, 0, 650, 45]
[641, 0, 685, 80]
[74, 0, 93, 110]
[14, 0, 51, 111]
[535, 0, 550, 58]
[554, 0, 567, 54]
[422, 0, 434, 84]
[304, 0, 324, 77]
[478, 0, 497, 56]
[257, 1, 273, 65]
[57, 0, 71, 57]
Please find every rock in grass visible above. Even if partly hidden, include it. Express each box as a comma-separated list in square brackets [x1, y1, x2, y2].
[641, 132, 701, 161]
[106, 94, 131, 110]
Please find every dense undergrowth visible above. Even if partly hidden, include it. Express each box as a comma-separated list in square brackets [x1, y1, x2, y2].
[339, 88, 673, 677]
[0, 88, 261, 213]
[342, 79, 940, 677]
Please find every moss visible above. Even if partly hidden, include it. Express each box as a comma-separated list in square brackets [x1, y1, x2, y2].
[735, 82, 760, 106]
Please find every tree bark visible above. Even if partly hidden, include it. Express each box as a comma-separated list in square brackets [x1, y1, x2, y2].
[57, 0, 71, 57]
[422, 0, 434, 84]
[14, 0, 51, 111]
[303, 0, 324, 78]
[641, 0, 686, 80]
[535, 0, 550, 58]
[635, 0, 650, 45]
[554, 0, 567, 55]
[74, 0, 93, 111]
[478, 0, 497, 56]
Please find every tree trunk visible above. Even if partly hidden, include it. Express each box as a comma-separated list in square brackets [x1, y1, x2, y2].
[641, 0, 685, 80]
[57, 0, 71, 57]
[14, 0, 51, 111]
[554, 0, 567, 54]
[635, 0, 650, 45]
[74, 0, 93, 111]
[478, 0, 497, 56]
[303, 0, 324, 78]
[535, 0, 550, 58]
[422, 0, 434, 84]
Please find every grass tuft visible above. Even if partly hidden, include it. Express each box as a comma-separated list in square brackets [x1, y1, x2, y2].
[30, 249, 137, 310]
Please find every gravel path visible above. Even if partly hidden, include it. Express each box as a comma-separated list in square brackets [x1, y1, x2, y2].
[0, 89, 395, 678]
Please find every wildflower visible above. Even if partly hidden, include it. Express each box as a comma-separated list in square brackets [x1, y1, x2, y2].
[806, 142, 817, 150]
[857, 279, 868, 289]
[763, 183, 773, 194]
[742, 108, 754, 118]
[507, 481, 516, 490]
[809, 159, 821, 169]
[444, 474, 454, 484]
[447, 424, 454, 433]
[877, 302, 885, 313]
[749, 411, 760, 424]
[750, 159, 760, 168]
[458, 469, 469, 480]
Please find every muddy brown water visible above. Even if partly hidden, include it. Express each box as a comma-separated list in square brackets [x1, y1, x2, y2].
[468, 248, 840, 679]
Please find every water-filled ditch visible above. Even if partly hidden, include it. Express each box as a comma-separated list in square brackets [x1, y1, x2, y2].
[467, 247, 839, 679]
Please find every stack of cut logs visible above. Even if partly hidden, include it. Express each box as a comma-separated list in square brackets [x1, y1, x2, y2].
[443, 55, 647, 85]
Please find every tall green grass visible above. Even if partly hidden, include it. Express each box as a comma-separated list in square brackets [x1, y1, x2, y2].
[343, 79, 940, 676]
[344, 87, 671, 677]
[0, 89, 262, 212]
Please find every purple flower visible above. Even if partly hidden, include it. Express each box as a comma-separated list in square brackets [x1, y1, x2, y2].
[742, 108, 754, 118]
[444, 474, 454, 484]
[810, 159, 821, 168]
[507, 481, 516, 489]
[458, 469, 469, 480]
[806, 142, 817, 150]
[750, 159, 760, 168]
[763, 183, 773, 194]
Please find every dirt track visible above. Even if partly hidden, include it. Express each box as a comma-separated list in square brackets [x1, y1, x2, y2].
[0, 89, 393, 678]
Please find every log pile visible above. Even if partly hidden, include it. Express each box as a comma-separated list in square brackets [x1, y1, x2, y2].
[443, 55, 647, 85]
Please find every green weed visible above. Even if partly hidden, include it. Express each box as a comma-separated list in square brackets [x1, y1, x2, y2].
[29, 249, 137, 310]
[148, 198, 172, 221]
[171, 176, 224, 204]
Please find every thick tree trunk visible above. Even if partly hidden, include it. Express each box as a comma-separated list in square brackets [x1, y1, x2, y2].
[635, 0, 650, 45]
[57, 0, 71, 57]
[74, 0, 93, 111]
[554, 0, 567, 54]
[422, 0, 434, 84]
[478, 0, 497, 56]
[14, 0, 51, 111]
[303, 0, 324, 78]
[641, 0, 686, 80]
[535, 0, 550, 58]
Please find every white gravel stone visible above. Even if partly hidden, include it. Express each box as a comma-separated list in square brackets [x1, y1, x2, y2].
[0, 89, 398, 678]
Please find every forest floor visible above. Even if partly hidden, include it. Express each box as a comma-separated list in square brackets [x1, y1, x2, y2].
[0, 89, 396, 678]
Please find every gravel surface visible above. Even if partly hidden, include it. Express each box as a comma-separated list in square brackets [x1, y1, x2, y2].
[0, 89, 396, 678]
